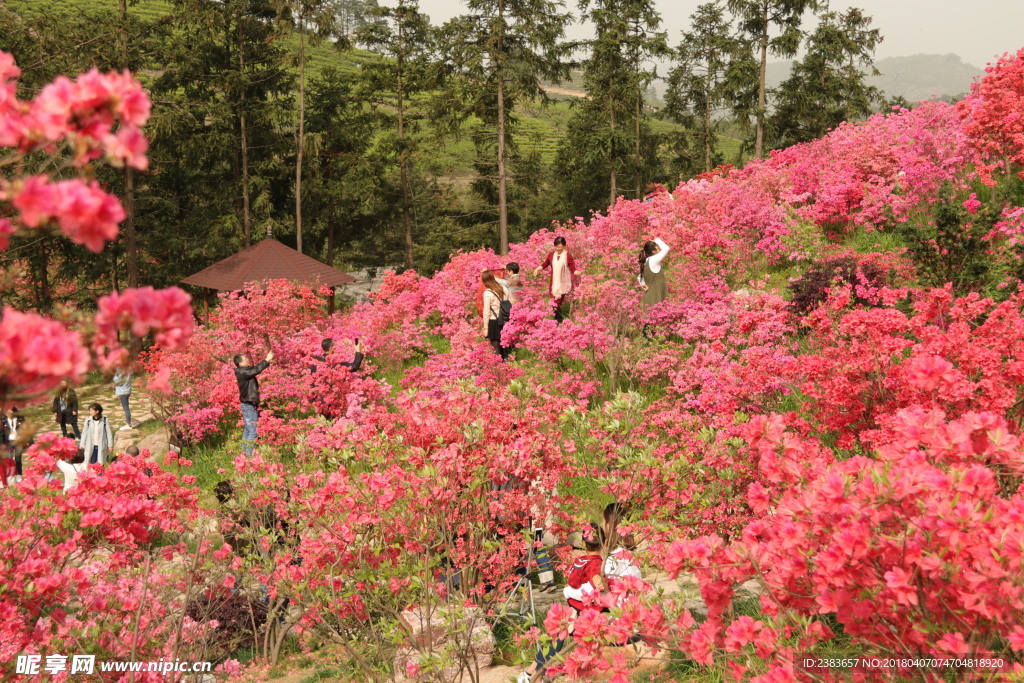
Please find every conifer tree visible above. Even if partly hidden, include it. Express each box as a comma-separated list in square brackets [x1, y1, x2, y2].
[726, 0, 821, 157]
[357, 0, 438, 268]
[578, 0, 667, 203]
[771, 8, 883, 147]
[441, 0, 572, 255]
[283, 0, 338, 254]
[665, 3, 751, 174]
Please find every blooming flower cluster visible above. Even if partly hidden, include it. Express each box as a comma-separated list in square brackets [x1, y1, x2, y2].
[6, 44, 1024, 682]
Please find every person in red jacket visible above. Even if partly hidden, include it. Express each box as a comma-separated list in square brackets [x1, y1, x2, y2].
[562, 539, 607, 611]
[518, 531, 607, 682]
[533, 237, 576, 323]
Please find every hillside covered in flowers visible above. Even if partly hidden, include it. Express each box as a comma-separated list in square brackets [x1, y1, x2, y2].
[4, 45, 1024, 682]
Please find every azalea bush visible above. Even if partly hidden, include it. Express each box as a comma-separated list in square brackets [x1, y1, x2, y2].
[0, 51, 215, 677]
[6, 37, 1024, 683]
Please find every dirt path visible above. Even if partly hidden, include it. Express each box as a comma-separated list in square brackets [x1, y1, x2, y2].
[541, 86, 588, 99]
[12, 379, 169, 484]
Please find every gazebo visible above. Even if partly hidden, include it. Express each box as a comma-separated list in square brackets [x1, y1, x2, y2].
[181, 238, 357, 316]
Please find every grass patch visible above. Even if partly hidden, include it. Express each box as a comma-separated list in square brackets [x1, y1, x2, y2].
[173, 439, 238, 496]
[301, 667, 341, 683]
[847, 228, 911, 254]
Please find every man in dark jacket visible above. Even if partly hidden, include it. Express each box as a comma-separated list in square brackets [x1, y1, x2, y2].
[51, 381, 80, 439]
[233, 350, 273, 455]
[314, 338, 364, 373]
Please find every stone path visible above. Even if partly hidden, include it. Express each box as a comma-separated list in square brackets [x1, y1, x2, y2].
[11, 379, 169, 485]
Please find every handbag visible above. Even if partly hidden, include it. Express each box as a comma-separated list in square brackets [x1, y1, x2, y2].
[498, 299, 512, 325]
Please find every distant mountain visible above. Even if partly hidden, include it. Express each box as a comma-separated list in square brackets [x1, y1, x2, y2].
[764, 53, 983, 103]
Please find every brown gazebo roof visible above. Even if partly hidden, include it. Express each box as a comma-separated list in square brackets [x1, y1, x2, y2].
[181, 239, 356, 291]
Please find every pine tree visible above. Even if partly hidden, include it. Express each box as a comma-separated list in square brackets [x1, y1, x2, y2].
[771, 8, 883, 147]
[282, 0, 338, 254]
[154, 0, 293, 252]
[357, 0, 439, 269]
[330, 0, 380, 38]
[440, 0, 572, 255]
[302, 68, 390, 269]
[577, 0, 667, 203]
[725, 0, 821, 158]
[665, 3, 751, 174]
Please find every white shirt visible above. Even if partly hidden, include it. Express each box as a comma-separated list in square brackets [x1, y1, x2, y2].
[5, 417, 17, 441]
[638, 238, 670, 286]
[57, 460, 87, 493]
[604, 548, 642, 580]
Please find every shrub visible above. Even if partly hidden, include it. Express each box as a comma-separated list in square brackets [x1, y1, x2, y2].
[787, 256, 887, 316]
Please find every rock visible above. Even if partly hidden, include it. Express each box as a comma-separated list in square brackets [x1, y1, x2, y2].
[399, 606, 449, 646]
[393, 606, 496, 682]
[467, 622, 496, 658]
[392, 646, 493, 683]
[136, 426, 171, 457]
[682, 598, 709, 619]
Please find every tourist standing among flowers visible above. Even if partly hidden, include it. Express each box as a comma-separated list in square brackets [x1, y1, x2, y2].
[496, 262, 522, 304]
[80, 403, 114, 465]
[2, 406, 26, 476]
[638, 237, 670, 337]
[480, 270, 510, 360]
[113, 367, 135, 430]
[533, 237, 576, 323]
[52, 381, 80, 439]
[234, 349, 274, 455]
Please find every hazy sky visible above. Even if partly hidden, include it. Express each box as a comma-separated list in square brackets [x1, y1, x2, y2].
[407, 0, 1024, 68]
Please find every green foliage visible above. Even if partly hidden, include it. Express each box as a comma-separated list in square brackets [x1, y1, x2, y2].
[566, 0, 669, 203]
[725, 0, 823, 156]
[892, 184, 1016, 297]
[771, 8, 883, 147]
[664, 3, 752, 176]
[437, 0, 574, 254]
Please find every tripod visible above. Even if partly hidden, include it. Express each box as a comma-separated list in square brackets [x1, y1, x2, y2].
[501, 530, 538, 624]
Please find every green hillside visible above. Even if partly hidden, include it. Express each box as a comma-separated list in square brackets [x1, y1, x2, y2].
[7, 0, 743, 175]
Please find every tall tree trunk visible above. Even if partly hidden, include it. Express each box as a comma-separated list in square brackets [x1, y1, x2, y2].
[634, 83, 642, 198]
[609, 79, 617, 206]
[755, 0, 768, 158]
[109, 243, 118, 297]
[119, 0, 139, 287]
[495, 0, 509, 256]
[704, 60, 714, 172]
[396, 23, 415, 269]
[238, 23, 252, 247]
[327, 199, 335, 266]
[39, 244, 53, 310]
[295, 15, 305, 254]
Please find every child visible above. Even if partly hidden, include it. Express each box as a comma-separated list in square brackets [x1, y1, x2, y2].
[519, 529, 607, 682]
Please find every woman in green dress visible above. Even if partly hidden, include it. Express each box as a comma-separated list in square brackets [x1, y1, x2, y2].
[638, 237, 670, 337]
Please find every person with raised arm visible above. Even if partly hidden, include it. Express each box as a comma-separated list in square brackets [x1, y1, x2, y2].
[233, 349, 274, 455]
[638, 237, 670, 338]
